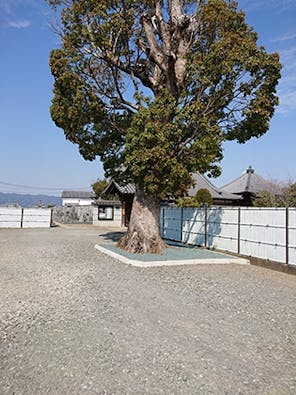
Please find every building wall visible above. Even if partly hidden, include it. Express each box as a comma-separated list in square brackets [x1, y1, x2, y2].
[161, 206, 296, 265]
[93, 205, 122, 227]
[53, 206, 93, 224]
[62, 198, 93, 206]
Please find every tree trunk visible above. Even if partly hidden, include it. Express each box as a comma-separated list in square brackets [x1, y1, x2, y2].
[118, 189, 167, 254]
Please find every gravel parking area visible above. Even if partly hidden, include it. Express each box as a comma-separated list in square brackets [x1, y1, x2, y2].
[0, 226, 295, 394]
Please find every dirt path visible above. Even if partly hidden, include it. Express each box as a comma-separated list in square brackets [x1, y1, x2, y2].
[0, 226, 295, 394]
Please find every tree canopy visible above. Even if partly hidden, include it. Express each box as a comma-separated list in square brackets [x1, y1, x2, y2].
[48, 0, 281, 252]
[48, 0, 281, 200]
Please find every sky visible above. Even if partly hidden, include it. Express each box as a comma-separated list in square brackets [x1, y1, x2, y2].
[0, 0, 295, 196]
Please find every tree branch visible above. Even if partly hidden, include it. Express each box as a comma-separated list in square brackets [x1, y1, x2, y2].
[141, 14, 167, 71]
[170, 0, 184, 25]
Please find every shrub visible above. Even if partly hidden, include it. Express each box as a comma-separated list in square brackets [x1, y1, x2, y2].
[194, 189, 213, 206]
[176, 197, 200, 208]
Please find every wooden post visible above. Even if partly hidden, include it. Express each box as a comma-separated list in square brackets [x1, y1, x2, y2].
[180, 207, 184, 242]
[162, 207, 165, 238]
[20, 208, 24, 228]
[286, 207, 289, 265]
[204, 204, 208, 248]
[122, 201, 126, 227]
[238, 207, 241, 254]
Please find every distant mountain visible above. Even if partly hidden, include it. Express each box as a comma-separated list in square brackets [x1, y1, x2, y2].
[0, 192, 62, 208]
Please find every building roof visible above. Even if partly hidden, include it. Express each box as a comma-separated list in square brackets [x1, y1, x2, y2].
[221, 166, 270, 195]
[104, 180, 136, 195]
[61, 191, 95, 199]
[92, 199, 122, 206]
[104, 175, 240, 201]
[188, 173, 242, 201]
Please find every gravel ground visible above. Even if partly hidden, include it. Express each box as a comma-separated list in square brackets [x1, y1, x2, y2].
[0, 225, 295, 395]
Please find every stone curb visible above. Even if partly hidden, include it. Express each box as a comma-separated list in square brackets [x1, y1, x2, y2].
[94, 244, 250, 268]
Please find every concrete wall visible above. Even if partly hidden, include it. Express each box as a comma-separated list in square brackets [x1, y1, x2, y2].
[52, 206, 93, 224]
[161, 206, 296, 265]
[0, 207, 52, 228]
[0, 207, 22, 228]
[62, 198, 93, 206]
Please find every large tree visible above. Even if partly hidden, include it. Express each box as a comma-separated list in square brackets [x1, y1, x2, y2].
[48, 0, 281, 253]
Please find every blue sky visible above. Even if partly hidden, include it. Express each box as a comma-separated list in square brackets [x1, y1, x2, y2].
[0, 0, 295, 196]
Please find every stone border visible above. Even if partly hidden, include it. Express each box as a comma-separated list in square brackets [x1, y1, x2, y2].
[94, 244, 250, 268]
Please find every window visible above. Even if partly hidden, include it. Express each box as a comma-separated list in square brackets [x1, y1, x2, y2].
[98, 206, 114, 220]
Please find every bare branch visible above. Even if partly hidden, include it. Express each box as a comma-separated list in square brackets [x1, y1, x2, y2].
[155, 1, 171, 55]
[141, 14, 167, 71]
[169, 0, 184, 24]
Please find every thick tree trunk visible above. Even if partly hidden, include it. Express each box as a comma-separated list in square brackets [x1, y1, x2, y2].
[118, 189, 166, 254]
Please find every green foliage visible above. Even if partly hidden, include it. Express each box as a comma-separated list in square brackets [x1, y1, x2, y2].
[177, 197, 200, 208]
[124, 91, 221, 198]
[194, 189, 213, 206]
[47, 0, 281, 201]
[177, 188, 213, 207]
[283, 183, 296, 207]
[253, 191, 282, 207]
[92, 179, 109, 198]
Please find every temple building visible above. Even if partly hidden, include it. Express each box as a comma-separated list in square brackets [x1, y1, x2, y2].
[188, 173, 242, 206]
[221, 166, 270, 206]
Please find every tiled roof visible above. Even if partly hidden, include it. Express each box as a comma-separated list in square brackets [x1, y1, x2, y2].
[221, 166, 270, 195]
[92, 199, 122, 206]
[104, 180, 136, 195]
[105, 175, 240, 201]
[61, 191, 95, 199]
[188, 173, 241, 201]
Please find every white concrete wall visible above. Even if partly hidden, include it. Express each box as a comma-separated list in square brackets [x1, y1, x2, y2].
[93, 206, 122, 227]
[161, 207, 182, 241]
[182, 207, 206, 246]
[239, 207, 286, 263]
[207, 207, 239, 252]
[62, 198, 93, 206]
[0, 207, 22, 228]
[0, 208, 52, 228]
[161, 206, 296, 265]
[22, 208, 52, 228]
[289, 208, 296, 265]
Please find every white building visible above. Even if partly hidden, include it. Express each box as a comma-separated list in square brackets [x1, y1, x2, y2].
[61, 191, 95, 206]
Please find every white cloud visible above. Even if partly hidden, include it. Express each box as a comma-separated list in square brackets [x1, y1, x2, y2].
[271, 32, 296, 43]
[277, 91, 296, 114]
[279, 47, 296, 73]
[0, 1, 40, 30]
[276, 46, 296, 114]
[8, 19, 31, 29]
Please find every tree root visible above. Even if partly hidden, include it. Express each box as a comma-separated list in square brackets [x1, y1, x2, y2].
[118, 231, 167, 254]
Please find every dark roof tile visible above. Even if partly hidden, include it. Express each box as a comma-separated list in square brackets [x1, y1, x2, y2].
[188, 173, 241, 201]
[221, 166, 270, 194]
[61, 190, 95, 199]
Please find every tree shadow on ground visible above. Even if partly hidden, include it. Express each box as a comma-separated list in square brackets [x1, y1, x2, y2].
[98, 231, 126, 242]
